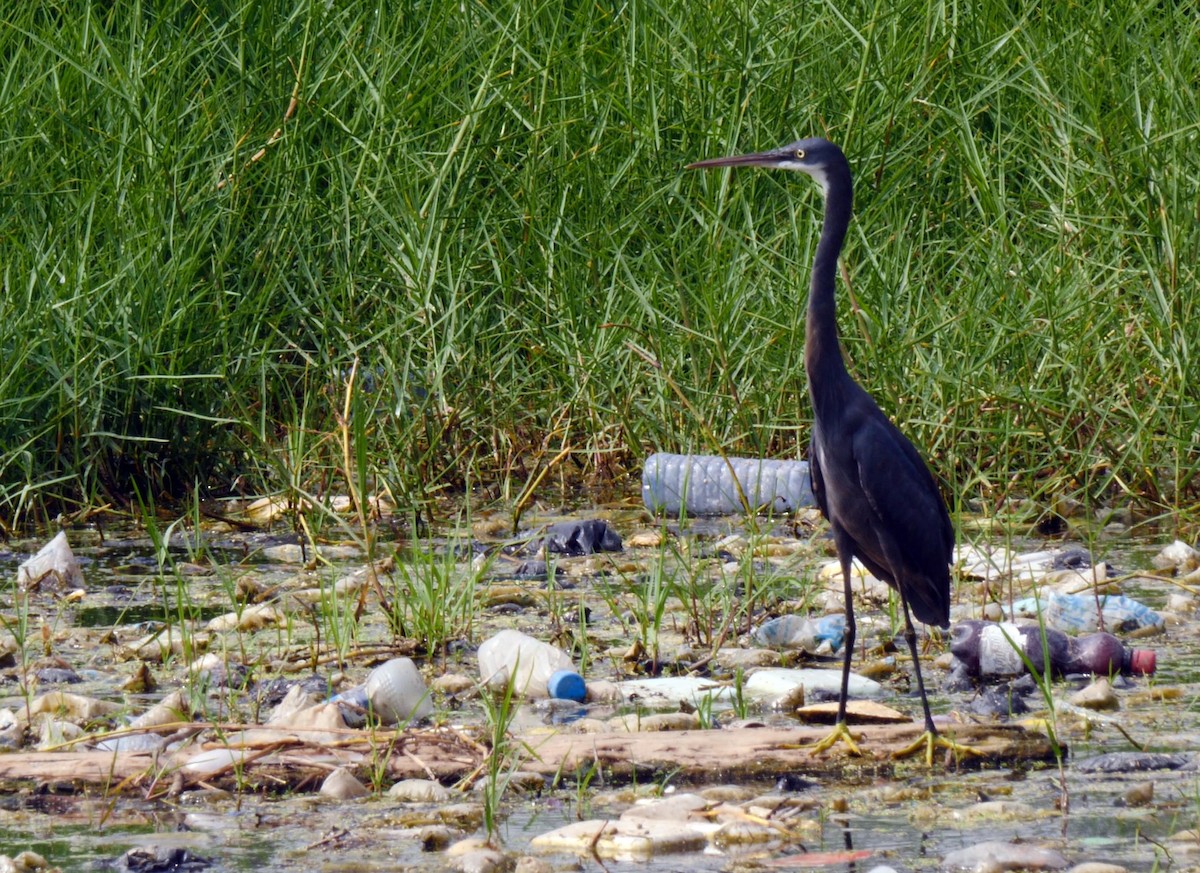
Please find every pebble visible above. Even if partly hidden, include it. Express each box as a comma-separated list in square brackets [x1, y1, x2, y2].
[319, 768, 370, 800]
[449, 848, 513, 873]
[1152, 540, 1200, 573]
[715, 648, 781, 669]
[0, 851, 59, 873]
[1067, 865, 1128, 873]
[512, 858, 554, 873]
[608, 712, 700, 732]
[952, 800, 1043, 822]
[943, 840, 1068, 872]
[625, 530, 665, 548]
[530, 819, 712, 858]
[418, 825, 458, 852]
[1120, 782, 1153, 806]
[621, 793, 709, 821]
[1069, 678, 1119, 711]
[1075, 752, 1192, 772]
[432, 673, 477, 695]
[389, 779, 451, 803]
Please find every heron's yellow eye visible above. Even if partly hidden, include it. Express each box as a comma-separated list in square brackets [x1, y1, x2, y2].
[794, 148, 806, 159]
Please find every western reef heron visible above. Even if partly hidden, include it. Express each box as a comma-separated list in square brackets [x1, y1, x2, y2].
[688, 137, 974, 763]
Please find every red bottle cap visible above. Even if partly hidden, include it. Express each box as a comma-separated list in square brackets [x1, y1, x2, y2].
[1129, 648, 1156, 675]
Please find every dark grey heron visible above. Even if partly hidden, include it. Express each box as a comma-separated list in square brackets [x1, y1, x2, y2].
[688, 138, 972, 763]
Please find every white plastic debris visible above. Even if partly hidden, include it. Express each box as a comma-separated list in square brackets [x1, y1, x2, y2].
[17, 531, 84, 592]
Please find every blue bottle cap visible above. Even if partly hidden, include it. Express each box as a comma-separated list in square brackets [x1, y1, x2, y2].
[547, 669, 587, 702]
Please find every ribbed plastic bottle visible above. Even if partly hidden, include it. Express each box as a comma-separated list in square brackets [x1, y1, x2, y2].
[477, 629, 587, 701]
[752, 614, 847, 653]
[950, 620, 1156, 678]
[1009, 591, 1163, 634]
[641, 453, 814, 516]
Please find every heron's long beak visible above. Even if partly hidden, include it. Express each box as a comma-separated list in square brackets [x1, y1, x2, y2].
[686, 150, 783, 170]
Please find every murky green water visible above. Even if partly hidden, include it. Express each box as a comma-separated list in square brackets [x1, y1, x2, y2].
[0, 505, 1196, 872]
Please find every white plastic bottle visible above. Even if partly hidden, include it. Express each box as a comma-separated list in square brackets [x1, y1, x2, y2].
[477, 629, 586, 701]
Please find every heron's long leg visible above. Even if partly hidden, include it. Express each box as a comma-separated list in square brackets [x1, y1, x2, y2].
[892, 596, 982, 765]
[810, 546, 862, 756]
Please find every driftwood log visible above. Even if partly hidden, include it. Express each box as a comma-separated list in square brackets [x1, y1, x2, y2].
[515, 723, 1059, 781]
[0, 722, 1057, 795]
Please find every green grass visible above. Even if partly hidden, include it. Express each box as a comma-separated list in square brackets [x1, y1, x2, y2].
[1, 0, 1197, 523]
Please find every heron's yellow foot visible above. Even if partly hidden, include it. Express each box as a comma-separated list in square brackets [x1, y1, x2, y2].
[809, 721, 863, 757]
[892, 730, 983, 766]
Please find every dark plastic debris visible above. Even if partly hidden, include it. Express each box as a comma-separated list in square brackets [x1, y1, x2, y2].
[1074, 752, 1193, 773]
[966, 686, 1030, 718]
[253, 674, 331, 708]
[540, 520, 623, 556]
[1048, 546, 1094, 569]
[111, 847, 213, 872]
[35, 667, 81, 684]
[776, 774, 820, 792]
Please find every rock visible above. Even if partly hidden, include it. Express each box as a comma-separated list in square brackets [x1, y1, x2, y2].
[952, 800, 1043, 822]
[711, 820, 781, 846]
[320, 768, 370, 800]
[1152, 540, 1200, 573]
[437, 803, 485, 831]
[389, 779, 451, 803]
[531, 819, 713, 858]
[17, 532, 84, 592]
[0, 851, 60, 873]
[1120, 782, 1153, 806]
[620, 793, 709, 821]
[608, 712, 700, 732]
[943, 840, 1068, 872]
[626, 529, 664, 548]
[1069, 678, 1119, 711]
[207, 604, 286, 632]
[716, 648, 782, 670]
[418, 826, 457, 852]
[1074, 752, 1192, 772]
[512, 858, 554, 873]
[1067, 865, 1127, 873]
[449, 849, 514, 873]
[432, 673, 477, 695]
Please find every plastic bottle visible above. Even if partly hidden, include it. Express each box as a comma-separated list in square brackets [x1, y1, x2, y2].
[477, 629, 587, 701]
[752, 614, 846, 653]
[1008, 592, 1163, 634]
[950, 620, 1156, 679]
[364, 658, 434, 723]
[332, 658, 433, 726]
[641, 453, 814, 517]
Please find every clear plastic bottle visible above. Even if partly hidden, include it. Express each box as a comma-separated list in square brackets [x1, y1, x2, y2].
[331, 658, 433, 726]
[641, 453, 814, 516]
[477, 629, 586, 701]
[950, 620, 1156, 678]
[1008, 591, 1163, 634]
[752, 614, 847, 653]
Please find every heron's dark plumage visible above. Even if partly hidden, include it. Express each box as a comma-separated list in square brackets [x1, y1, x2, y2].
[690, 136, 954, 742]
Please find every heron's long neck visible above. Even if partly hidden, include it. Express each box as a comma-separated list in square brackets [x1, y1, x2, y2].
[805, 165, 853, 397]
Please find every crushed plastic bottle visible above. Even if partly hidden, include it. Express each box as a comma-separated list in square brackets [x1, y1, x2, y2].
[332, 658, 433, 726]
[477, 629, 587, 701]
[641, 453, 814, 516]
[751, 614, 846, 654]
[1007, 591, 1163, 634]
[950, 619, 1156, 679]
